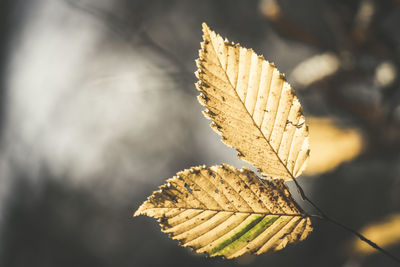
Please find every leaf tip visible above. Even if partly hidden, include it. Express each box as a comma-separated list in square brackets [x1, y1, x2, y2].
[202, 22, 210, 32]
[133, 208, 142, 217]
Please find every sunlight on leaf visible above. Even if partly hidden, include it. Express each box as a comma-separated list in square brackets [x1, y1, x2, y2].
[134, 22, 314, 260]
[135, 165, 312, 259]
[196, 23, 309, 181]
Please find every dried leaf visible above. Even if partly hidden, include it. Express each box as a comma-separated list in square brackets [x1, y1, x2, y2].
[135, 165, 312, 259]
[196, 23, 309, 181]
[305, 117, 363, 175]
[353, 213, 400, 255]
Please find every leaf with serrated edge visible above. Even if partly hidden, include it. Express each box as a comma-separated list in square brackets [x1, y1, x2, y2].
[134, 165, 312, 259]
[196, 23, 309, 181]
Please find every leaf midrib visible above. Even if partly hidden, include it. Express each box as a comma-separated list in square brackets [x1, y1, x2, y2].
[205, 29, 297, 181]
[146, 207, 305, 217]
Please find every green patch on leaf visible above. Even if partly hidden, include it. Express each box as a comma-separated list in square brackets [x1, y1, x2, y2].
[210, 215, 279, 257]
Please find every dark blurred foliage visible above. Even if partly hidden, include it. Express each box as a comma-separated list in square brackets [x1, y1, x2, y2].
[0, 0, 399, 267]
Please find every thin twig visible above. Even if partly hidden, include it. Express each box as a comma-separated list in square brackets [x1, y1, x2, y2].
[294, 182, 400, 264]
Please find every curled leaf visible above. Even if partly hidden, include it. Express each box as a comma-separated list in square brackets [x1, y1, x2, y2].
[135, 164, 312, 259]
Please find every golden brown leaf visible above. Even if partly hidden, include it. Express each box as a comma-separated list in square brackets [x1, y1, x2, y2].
[135, 164, 312, 259]
[196, 23, 309, 181]
[353, 213, 400, 255]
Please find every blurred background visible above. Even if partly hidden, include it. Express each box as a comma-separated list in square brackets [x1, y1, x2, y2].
[0, 0, 400, 266]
